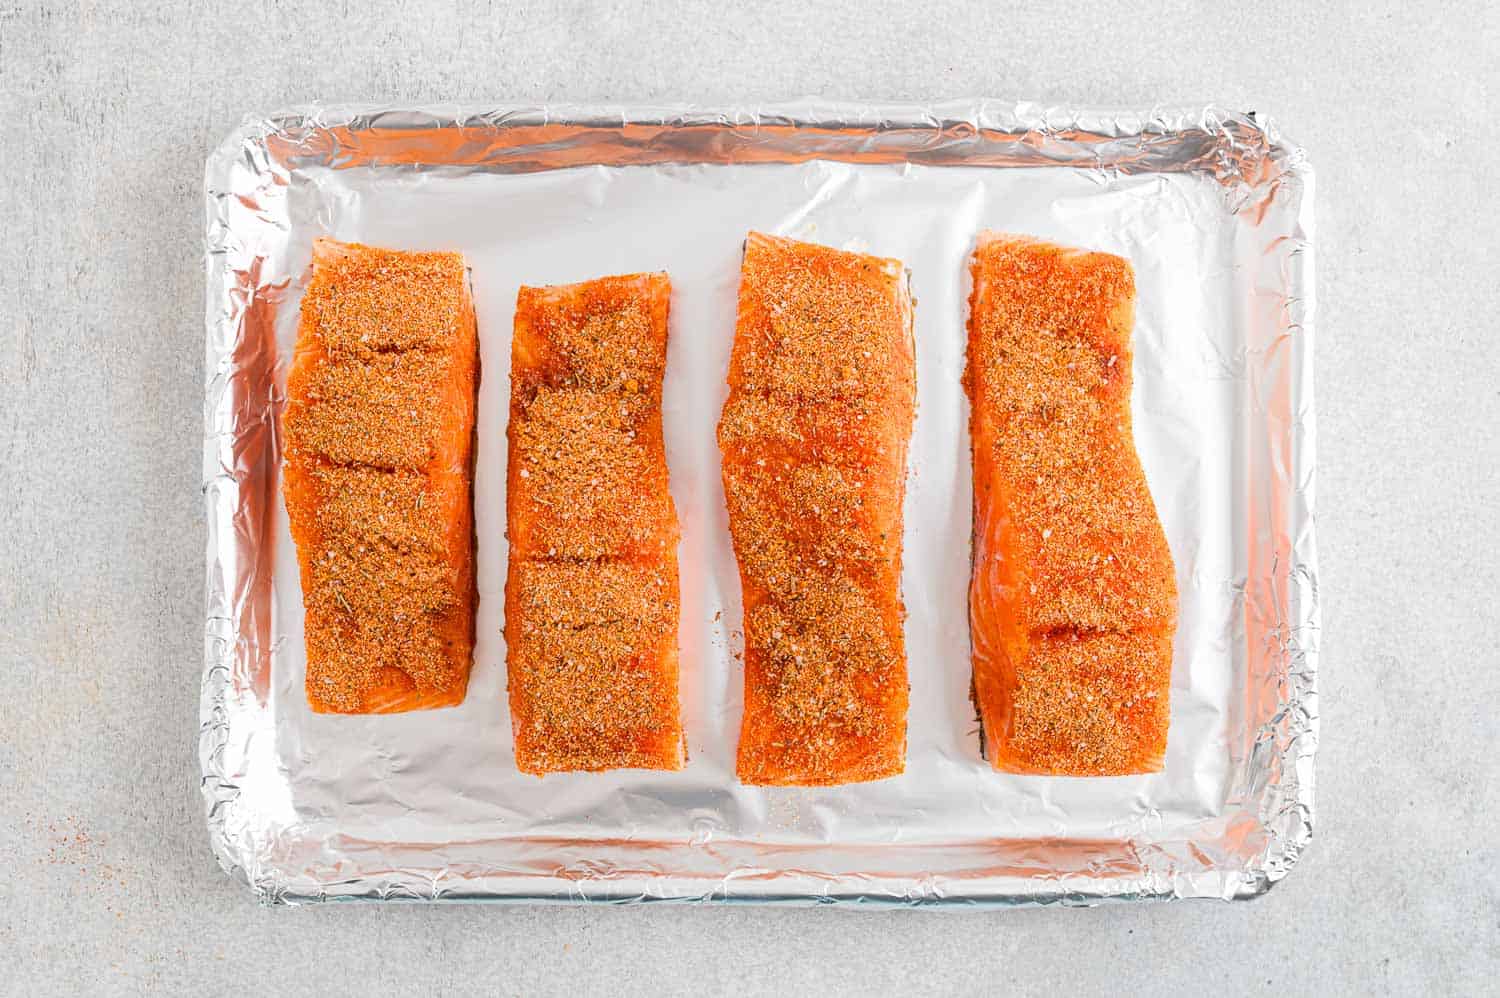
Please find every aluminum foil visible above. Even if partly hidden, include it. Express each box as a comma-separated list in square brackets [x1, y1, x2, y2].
[201, 101, 1318, 906]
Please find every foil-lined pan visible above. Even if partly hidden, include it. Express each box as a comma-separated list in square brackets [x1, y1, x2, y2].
[201, 101, 1318, 906]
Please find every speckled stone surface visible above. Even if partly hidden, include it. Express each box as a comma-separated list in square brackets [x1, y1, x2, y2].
[2, 1, 1496, 994]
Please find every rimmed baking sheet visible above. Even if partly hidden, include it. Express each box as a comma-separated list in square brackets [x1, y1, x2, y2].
[201, 102, 1317, 905]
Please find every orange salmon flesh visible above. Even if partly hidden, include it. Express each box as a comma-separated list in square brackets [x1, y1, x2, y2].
[282, 238, 478, 714]
[719, 232, 915, 786]
[965, 234, 1178, 775]
[504, 273, 685, 774]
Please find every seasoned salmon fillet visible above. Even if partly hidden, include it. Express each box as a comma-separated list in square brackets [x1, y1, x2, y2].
[965, 233, 1177, 775]
[505, 273, 685, 774]
[282, 238, 478, 713]
[719, 233, 915, 785]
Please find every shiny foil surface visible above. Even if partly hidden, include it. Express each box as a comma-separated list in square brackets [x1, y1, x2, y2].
[201, 102, 1317, 906]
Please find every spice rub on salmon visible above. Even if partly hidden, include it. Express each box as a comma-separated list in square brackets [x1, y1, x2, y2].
[504, 273, 685, 774]
[282, 238, 478, 713]
[719, 233, 915, 786]
[965, 233, 1177, 775]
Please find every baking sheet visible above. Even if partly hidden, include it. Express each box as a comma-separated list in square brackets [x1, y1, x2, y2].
[202, 102, 1318, 905]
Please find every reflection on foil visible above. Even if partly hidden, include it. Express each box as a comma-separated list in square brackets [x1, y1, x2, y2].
[202, 102, 1317, 906]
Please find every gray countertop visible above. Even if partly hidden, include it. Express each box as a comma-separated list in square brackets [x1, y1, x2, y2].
[2, 2, 1496, 994]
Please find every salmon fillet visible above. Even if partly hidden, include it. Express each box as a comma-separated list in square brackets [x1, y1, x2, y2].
[965, 233, 1177, 775]
[504, 273, 685, 773]
[719, 232, 915, 786]
[282, 238, 478, 713]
